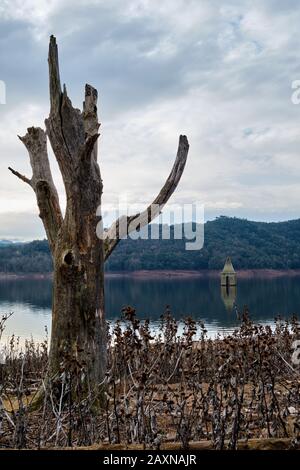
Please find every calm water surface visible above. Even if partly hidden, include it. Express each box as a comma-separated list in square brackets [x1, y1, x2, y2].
[0, 275, 299, 344]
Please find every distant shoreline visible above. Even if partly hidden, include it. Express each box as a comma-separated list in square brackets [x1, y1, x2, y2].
[1, 269, 300, 281]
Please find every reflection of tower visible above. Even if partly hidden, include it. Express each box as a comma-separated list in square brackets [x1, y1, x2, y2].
[221, 285, 237, 311]
[221, 257, 237, 312]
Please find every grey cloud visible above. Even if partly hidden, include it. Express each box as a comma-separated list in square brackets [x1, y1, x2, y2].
[2, 0, 300, 239]
[0, 212, 45, 240]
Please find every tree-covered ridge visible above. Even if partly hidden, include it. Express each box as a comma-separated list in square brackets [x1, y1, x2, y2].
[0, 240, 52, 273]
[1, 216, 300, 273]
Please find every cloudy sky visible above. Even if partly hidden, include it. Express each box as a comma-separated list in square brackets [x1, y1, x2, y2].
[1, 0, 300, 239]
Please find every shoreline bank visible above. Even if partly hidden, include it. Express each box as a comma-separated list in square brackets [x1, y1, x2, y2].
[1, 268, 300, 281]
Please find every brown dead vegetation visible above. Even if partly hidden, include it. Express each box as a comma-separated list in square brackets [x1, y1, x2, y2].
[1, 307, 300, 450]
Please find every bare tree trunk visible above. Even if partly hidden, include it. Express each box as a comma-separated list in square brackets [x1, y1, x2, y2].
[50, 241, 106, 384]
[45, 40, 107, 386]
[9, 35, 189, 397]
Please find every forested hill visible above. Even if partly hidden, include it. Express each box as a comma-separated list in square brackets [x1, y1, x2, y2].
[1, 216, 300, 273]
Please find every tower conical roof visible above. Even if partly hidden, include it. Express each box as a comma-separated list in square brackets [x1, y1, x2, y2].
[222, 257, 235, 273]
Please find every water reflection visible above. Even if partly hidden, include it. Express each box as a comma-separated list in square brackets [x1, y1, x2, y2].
[0, 275, 299, 344]
[0, 279, 52, 310]
[221, 285, 237, 312]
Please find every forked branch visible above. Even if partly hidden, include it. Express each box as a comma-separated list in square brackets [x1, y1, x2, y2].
[104, 135, 189, 260]
[9, 127, 62, 253]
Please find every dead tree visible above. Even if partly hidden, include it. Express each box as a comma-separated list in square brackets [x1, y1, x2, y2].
[9, 36, 189, 392]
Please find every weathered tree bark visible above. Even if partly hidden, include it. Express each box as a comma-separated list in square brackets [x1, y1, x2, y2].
[9, 35, 189, 395]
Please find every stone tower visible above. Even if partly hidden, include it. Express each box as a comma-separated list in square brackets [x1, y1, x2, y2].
[221, 257, 237, 287]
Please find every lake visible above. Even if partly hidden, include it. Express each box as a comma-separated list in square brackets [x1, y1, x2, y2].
[0, 274, 300, 345]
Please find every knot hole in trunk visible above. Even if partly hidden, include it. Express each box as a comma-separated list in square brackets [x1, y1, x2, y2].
[63, 250, 74, 266]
